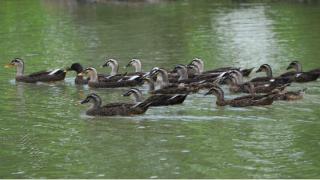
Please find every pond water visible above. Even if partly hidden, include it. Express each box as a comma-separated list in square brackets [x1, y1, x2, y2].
[0, 0, 320, 178]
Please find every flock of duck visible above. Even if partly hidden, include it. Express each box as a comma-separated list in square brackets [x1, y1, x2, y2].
[5, 57, 320, 116]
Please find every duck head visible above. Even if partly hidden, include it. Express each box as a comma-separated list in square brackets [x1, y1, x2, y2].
[102, 58, 119, 76]
[189, 58, 204, 73]
[5, 58, 24, 76]
[286, 61, 302, 72]
[82, 67, 98, 82]
[81, 93, 102, 108]
[256, 64, 272, 78]
[67, 63, 84, 75]
[122, 88, 143, 103]
[174, 64, 188, 80]
[149, 68, 169, 88]
[187, 64, 201, 75]
[126, 59, 142, 72]
[205, 86, 225, 102]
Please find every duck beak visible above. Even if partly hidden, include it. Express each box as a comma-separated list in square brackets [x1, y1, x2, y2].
[125, 63, 131, 68]
[4, 63, 14, 68]
[78, 72, 85, 76]
[255, 68, 262, 73]
[286, 64, 293, 70]
[80, 99, 89, 104]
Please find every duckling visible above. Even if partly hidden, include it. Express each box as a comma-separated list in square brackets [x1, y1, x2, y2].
[190, 58, 254, 77]
[204, 86, 275, 107]
[81, 93, 150, 116]
[281, 61, 319, 82]
[82, 67, 144, 88]
[123, 88, 187, 106]
[5, 58, 66, 83]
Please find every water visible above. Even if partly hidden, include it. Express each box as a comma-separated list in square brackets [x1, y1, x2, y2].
[1, 0, 320, 178]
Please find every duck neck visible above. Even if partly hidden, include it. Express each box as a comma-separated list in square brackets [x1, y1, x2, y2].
[265, 66, 273, 78]
[16, 63, 24, 77]
[195, 61, 204, 73]
[157, 69, 169, 88]
[293, 63, 302, 72]
[214, 91, 225, 104]
[90, 97, 102, 109]
[133, 62, 141, 72]
[177, 68, 188, 80]
[109, 61, 119, 76]
[130, 92, 143, 103]
[88, 69, 98, 82]
[145, 79, 155, 92]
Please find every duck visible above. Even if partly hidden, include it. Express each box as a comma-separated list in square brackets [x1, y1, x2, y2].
[223, 72, 289, 94]
[5, 58, 66, 83]
[235, 82, 305, 101]
[281, 61, 319, 82]
[82, 67, 144, 88]
[250, 64, 293, 84]
[80, 93, 150, 116]
[123, 88, 187, 106]
[146, 68, 202, 94]
[172, 64, 222, 84]
[204, 86, 275, 107]
[190, 58, 254, 77]
[67, 63, 88, 85]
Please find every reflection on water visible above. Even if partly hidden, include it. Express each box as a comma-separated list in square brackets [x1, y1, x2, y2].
[0, 0, 320, 178]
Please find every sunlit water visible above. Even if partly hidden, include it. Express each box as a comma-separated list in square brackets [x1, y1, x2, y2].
[0, 0, 320, 178]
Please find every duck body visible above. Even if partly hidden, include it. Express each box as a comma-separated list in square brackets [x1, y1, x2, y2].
[81, 93, 150, 116]
[6, 58, 66, 83]
[280, 61, 320, 82]
[83, 67, 144, 88]
[123, 88, 187, 106]
[16, 69, 66, 83]
[86, 103, 148, 116]
[205, 86, 275, 107]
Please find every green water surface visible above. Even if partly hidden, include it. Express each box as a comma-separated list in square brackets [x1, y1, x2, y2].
[0, 0, 320, 178]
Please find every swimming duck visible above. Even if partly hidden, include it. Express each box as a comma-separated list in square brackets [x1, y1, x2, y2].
[223, 73, 289, 94]
[123, 88, 187, 106]
[281, 61, 319, 82]
[5, 58, 66, 83]
[190, 58, 254, 77]
[235, 82, 304, 101]
[251, 64, 293, 84]
[172, 64, 222, 84]
[146, 68, 201, 94]
[81, 93, 150, 116]
[82, 67, 144, 88]
[204, 86, 275, 107]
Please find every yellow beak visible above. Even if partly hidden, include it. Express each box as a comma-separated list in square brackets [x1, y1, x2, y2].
[4, 64, 14, 68]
